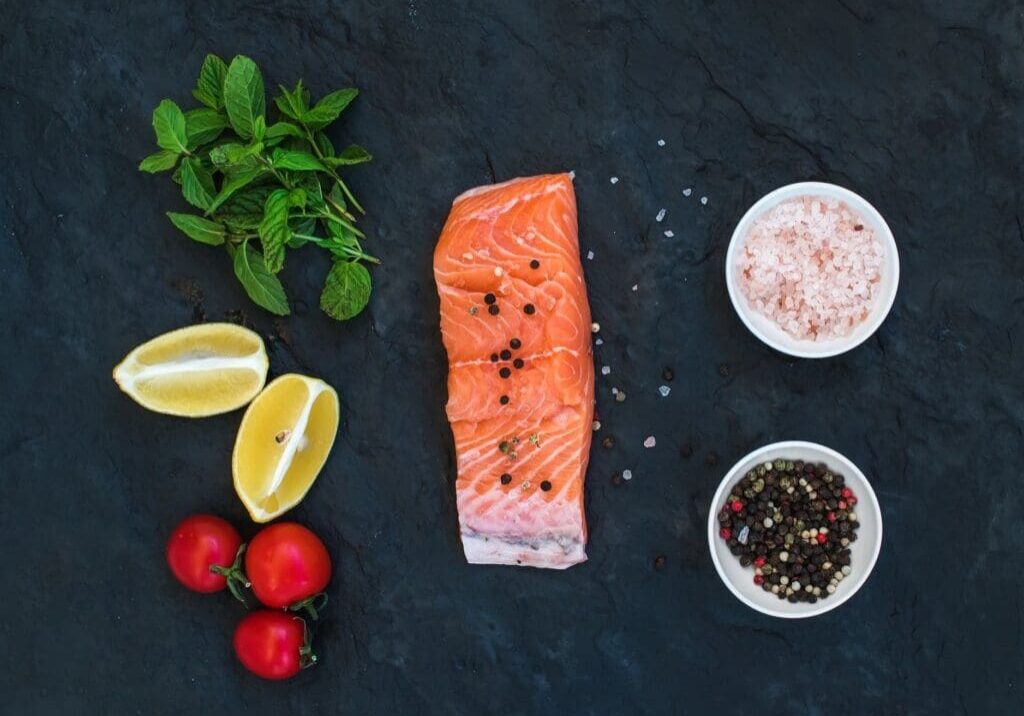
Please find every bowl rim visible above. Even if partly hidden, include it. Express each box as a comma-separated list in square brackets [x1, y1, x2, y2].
[724, 181, 900, 359]
[706, 440, 883, 618]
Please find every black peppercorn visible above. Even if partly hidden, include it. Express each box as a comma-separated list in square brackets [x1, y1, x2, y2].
[654, 555, 667, 570]
[540, 480, 552, 492]
[601, 436, 615, 449]
[662, 367, 674, 381]
[488, 305, 500, 316]
[500, 349, 512, 360]
[500, 473, 512, 485]
[490, 353, 498, 362]
[499, 367, 511, 379]
[499, 395, 509, 405]
[513, 358, 524, 369]
[530, 259, 540, 269]
[509, 338, 521, 349]
[484, 293, 496, 304]
[523, 303, 535, 315]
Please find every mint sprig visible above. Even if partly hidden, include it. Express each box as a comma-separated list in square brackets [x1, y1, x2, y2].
[140, 53, 376, 321]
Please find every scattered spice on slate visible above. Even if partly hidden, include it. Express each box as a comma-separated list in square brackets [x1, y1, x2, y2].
[654, 555, 667, 570]
[484, 293, 496, 305]
[530, 259, 540, 269]
[499, 395, 509, 405]
[500, 473, 512, 485]
[540, 480, 552, 492]
[488, 304, 500, 316]
[500, 349, 512, 360]
[662, 367, 674, 381]
[716, 459, 861, 603]
[680, 443, 694, 458]
[601, 436, 615, 449]
[611, 472, 623, 486]
[705, 452, 718, 466]
[615, 391, 626, 403]
[718, 363, 730, 378]
[523, 303, 536, 315]
[509, 338, 521, 349]
[513, 358, 524, 369]
[499, 367, 511, 379]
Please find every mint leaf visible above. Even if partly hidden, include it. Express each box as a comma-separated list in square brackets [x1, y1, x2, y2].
[152, 99, 188, 154]
[139, 149, 180, 173]
[303, 88, 358, 130]
[258, 189, 292, 273]
[271, 148, 326, 172]
[253, 115, 266, 141]
[185, 108, 228, 149]
[206, 168, 265, 214]
[266, 122, 306, 141]
[233, 243, 290, 315]
[223, 55, 265, 140]
[193, 54, 229, 109]
[216, 185, 276, 229]
[166, 212, 226, 245]
[274, 80, 309, 120]
[315, 132, 335, 157]
[320, 260, 371, 320]
[180, 158, 215, 210]
[208, 142, 259, 171]
[326, 145, 372, 166]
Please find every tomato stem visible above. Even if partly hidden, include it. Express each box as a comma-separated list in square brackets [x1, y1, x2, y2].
[297, 616, 318, 670]
[288, 592, 328, 621]
[210, 543, 251, 607]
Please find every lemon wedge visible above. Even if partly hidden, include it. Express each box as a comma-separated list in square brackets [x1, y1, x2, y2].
[113, 323, 269, 417]
[233, 374, 339, 522]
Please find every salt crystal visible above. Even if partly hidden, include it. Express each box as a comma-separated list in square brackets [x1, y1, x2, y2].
[683, 188, 692, 197]
[631, 284, 638, 292]
[700, 196, 708, 205]
[657, 139, 666, 147]
[595, 337, 604, 346]
[656, 208, 666, 223]
[622, 469, 633, 481]
[643, 436, 656, 448]
[658, 385, 671, 397]
[611, 387, 619, 395]
[601, 365, 611, 375]
[664, 230, 674, 238]
[610, 176, 619, 184]
[736, 195, 884, 341]
[587, 250, 594, 260]
[738, 525, 750, 545]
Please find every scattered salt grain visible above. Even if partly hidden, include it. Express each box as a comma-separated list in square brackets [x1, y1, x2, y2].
[657, 138, 666, 147]
[592, 420, 601, 431]
[736, 195, 884, 341]
[622, 469, 633, 481]
[658, 385, 671, 397]
[655, 208, 667, 223]
[587, 250, 595, 260]
[664, 230, 674, 238]
[700, 196, 708, 205]
[611, 387, 619, 395]
[591, 322, 601, 333]
[643, 436, 656, 448]
[615, 391, 626, 402]
[631, 284, 638, 292]
[683, 188, 692, 197]
[595, 337, 604, 346]
[610, 176, 619, 184]
[601, 365, 611, 375]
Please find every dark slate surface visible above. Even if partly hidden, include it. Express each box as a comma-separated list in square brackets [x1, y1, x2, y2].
[2, 1, 1022, 713]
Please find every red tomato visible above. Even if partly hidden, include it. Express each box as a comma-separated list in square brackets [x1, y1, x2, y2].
[233, 611, 314, 680]
[245, 522, 331, 609]
[165, 514, 242, 593]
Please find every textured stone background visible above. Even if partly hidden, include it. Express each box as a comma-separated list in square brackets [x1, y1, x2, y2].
[2, 1, 1022, 714]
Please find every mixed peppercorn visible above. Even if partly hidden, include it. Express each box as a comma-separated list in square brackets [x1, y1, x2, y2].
[717, 459, 860, 604]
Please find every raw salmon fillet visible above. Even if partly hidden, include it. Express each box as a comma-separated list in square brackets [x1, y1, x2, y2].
[434, 173, 594, 569]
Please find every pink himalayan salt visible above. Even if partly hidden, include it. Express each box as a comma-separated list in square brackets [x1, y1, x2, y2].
[737, 195, 884, 341]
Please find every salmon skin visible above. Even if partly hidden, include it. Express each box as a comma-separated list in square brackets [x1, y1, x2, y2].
[433, 173, 594, 569]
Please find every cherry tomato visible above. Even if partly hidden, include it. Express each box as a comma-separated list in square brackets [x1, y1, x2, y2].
[166, 514, 242, 593]
[233, 611, 315, 680]
[245, 522, 331, 609]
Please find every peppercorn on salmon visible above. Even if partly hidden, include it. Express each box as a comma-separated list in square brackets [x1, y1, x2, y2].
[434, 173, 594, 569]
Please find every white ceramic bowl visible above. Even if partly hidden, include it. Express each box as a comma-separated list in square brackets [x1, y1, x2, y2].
[725, 182, 899, 358]
[707, 441, 882, 618]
